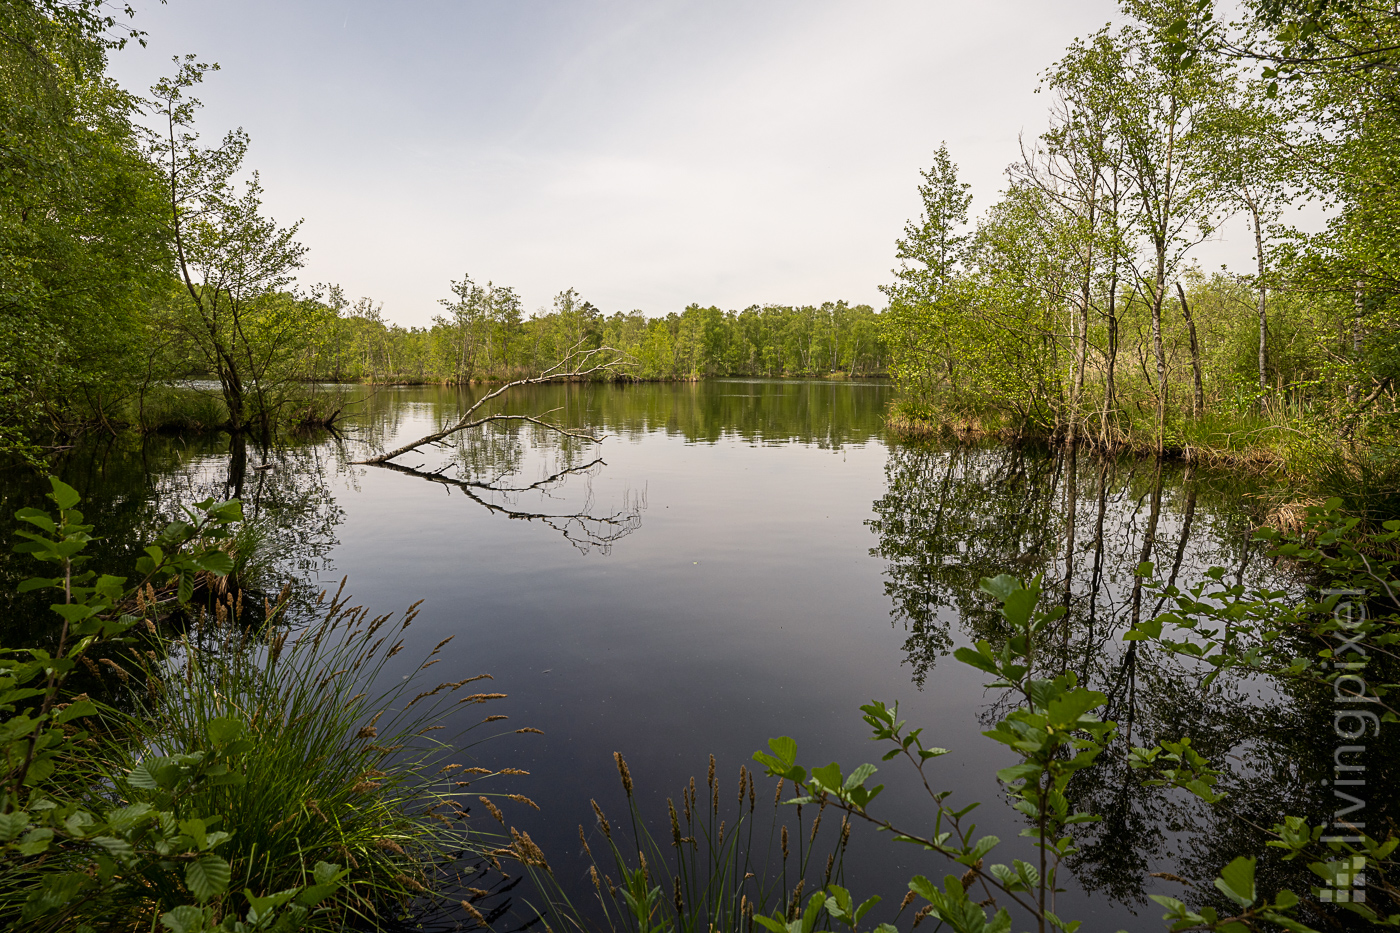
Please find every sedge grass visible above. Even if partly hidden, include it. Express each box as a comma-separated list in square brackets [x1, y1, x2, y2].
[525, 753, 854, 933]
[135, 387, 230, 433]
[113, 581, 523, 930]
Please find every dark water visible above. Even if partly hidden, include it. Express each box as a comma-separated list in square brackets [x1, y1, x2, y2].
[1, 380, 1388, 931]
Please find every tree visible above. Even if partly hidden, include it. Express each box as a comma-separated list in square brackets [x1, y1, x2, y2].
[1114, 8, 1229, 444]
[148, 56, 311, 438]
[880, 144, 973, 401]
[1204, 80, 1292, 394]
[1032, 27, 1134, 442]
[0, 0, 168, 452]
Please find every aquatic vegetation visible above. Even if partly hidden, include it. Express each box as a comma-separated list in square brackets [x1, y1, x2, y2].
[0, 479, 525, 931]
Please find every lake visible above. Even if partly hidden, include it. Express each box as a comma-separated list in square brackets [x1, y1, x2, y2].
[0, 379, 1375, 931]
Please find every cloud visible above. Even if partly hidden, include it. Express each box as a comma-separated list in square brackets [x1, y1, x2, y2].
[112, 0, 1291, 326]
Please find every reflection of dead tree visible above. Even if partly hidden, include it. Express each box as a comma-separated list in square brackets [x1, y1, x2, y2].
[374, 459, 641, 554]
[353, 346, 627, 466]
[352, 346, 639, 552]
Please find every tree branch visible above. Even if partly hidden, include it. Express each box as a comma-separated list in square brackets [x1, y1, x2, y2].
[353, 344, 628, 465]
[370, 459, 641, 553]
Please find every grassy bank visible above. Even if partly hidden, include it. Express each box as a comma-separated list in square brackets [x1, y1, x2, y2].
[884, 397, 1400, 526]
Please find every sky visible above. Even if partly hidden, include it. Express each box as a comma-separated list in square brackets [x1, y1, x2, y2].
[106, 0, 1277, 327]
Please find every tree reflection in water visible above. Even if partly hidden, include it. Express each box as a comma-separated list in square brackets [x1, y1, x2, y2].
[867, 441, 1399, 921]
[352, 398, 644, 555]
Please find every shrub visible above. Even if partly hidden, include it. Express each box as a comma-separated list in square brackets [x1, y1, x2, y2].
[0, 478, 518, 931]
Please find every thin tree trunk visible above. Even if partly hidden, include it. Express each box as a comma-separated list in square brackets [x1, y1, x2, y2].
[1104, 273, 1118, 445]
[1250, 201, 1267, 394]
[1062, 440, 1078, 611]
[1175, 281, 1204, 417]
[1152, 275, 1168, 449]
[1351, 281, 1364, 405]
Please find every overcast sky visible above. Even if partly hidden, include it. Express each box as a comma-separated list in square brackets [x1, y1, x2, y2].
[106, 0, 1273, 327]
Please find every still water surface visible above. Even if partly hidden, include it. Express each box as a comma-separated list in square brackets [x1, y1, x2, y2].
[0, 380, 1360, 931]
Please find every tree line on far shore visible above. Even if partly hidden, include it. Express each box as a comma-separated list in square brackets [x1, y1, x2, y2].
[300, 286, 887, 386]
[0, 4, 885, 453]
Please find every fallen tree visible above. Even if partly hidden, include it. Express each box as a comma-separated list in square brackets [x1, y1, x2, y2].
[353, 345, 628, 466]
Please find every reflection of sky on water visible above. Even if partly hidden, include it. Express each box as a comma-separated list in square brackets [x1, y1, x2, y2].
[0, 380, 1378, 931]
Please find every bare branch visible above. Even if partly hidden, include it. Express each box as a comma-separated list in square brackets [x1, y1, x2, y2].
[370, 459, 642, 554]
[353, 344, 629, 465]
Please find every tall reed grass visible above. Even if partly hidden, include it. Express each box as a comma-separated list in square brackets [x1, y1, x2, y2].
[525, 753, 858, 933]
[135, 387, 230, 432]
[115, 582, 525, 929]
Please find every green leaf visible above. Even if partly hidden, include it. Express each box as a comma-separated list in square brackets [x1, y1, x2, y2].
[1002, 588, 1038, 628]
[14, 508, 57, 534]
[1124, 618, 1163, 641]
[979, 575, 1020, 602]
[54, 699, 97, 724]
[93, 836, 135, 859]
[206, 716, 245, 746]
[0, 811, 28, 841]
[192, 550, 234, 576]
[768, 736, 797, 766]
[49, 603, 97, 624]
[1213, 856, 1256, 908]
[18, 827, 54, 855]
[953, 645, 999, 675]
[48, 478, 81, 511]
[1259, 913, 1318, 933]
[907, 875, 938, 902]
[179, 817, 209, 851]
[997, 763, 1043, 784]
[159, 905, 208, 933]
[853, 894, 881, 924]
[312, 860, 344, 886]
[186, 852, 231, 901]
[844, 762, 878, 791]
[1046, 689, 1106, 727]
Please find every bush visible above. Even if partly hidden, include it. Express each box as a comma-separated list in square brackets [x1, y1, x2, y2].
[0, 478, 517, 931]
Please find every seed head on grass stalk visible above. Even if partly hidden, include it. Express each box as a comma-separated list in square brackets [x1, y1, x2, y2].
[114, 585, 526, 930]
[522, 756, 849, 933]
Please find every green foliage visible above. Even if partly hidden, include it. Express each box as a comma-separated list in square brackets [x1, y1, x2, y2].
[0, 477, 347, 930]
[747, 561, 1360, 933]
[0, 0, 171, 454]
[293, 292, 890, 385]
[0, 477, 512, 930]
[877, 0, 1400, 479]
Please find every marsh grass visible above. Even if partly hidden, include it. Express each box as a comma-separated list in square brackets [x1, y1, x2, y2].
[116, 581, 526, 930]
[525, 753, 855, 933]
[885, 396, 1303, 472]
[1297, 444, 1400, 530]
[135, 386, 230, 432]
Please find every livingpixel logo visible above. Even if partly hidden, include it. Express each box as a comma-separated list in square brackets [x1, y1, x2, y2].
[1321, 588, 1374, 904]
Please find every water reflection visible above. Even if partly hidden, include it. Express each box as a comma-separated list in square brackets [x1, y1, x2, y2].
[12, 382, 1391, 928]
[340, 379, 891, 450]
[868, 444, 1268, 687]
[868, 440, 1398, 925]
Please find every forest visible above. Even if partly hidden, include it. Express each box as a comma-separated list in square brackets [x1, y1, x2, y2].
[878, 0, 1400, 488]
[0, 0, 885, 452]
